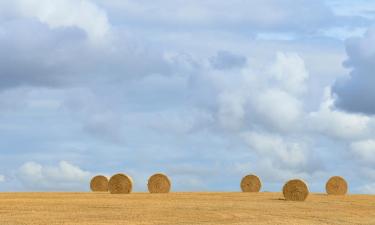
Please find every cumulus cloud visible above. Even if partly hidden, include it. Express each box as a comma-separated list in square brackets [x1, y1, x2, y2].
[241, 131, 311, 171]
[1, 44, 368, 192]
[0, 19, 171, 91]
[206, 50, 372, 184]
[0, 20, 84, 89]
[18, 161, 91, 191]
[268, 52, 309, 95]
[333, 28, 375, 114]
[252, 88, 302, 132]
[0, 175, 5, 182]
[16, 0, 110, 42]
[309, 88, 370, 140]
[214, 52, 306, 132]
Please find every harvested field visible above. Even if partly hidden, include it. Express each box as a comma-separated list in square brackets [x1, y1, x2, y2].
[0, 192, 374, 225]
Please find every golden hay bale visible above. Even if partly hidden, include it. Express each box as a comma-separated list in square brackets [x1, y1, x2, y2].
[108, 173, 133, 194]
[240, 174, 262, 192]
[90, 175, 109, 192]
[326, 176, 348, 195]
[282, 179, 309, 201]
[147, 173, 171, 193]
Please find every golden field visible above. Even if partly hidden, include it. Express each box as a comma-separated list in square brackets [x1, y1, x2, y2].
[0, 192, 374, 225]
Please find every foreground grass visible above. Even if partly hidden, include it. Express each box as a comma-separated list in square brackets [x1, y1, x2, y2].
[0, 192, 374, 225]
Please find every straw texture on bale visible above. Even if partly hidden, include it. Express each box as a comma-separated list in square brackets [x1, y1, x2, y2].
[283, 179, 309, 201]
[90, 175, 109, 192]
[147, 173, 171, 193]
[240, 174, 262, 192]
[108, 173, 133, 194]
[326, 176, 348, 195]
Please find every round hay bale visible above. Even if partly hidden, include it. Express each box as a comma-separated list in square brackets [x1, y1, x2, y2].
[147, 173, 171, 193]
[326, 176, 348, 195]
[282, 179, 309, 201]
[240, 174, 262, 192]
[90, 175, 109, 192]
[108, 173, 133, 194]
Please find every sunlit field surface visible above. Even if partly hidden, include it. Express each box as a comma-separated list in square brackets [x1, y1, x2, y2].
[0, 192, 374, 225]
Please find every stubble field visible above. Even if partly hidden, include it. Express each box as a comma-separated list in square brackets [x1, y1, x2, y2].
[0, 192, 374, 225]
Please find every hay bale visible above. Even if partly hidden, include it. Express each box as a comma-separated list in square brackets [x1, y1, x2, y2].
[90, 175, 109, 192]
[283, 179, 309, 201]
[326, 176, 348, 195]
[108, 173, 133, 194]
[147, 173, 171, 193]
[240, 174, 262, 192]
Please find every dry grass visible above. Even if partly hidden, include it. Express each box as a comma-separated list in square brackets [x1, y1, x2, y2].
[0, 192, 374, 225]
[282, 179, 309, 201]
[326, 176, 348, 195]
[147, 173, 171, 193]
[240, 174, 261, 192]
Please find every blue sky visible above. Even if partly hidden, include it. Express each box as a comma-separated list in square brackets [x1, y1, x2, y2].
[0, 0, 375, 193]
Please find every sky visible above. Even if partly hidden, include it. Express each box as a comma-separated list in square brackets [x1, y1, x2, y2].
[0, 0, 375, 193]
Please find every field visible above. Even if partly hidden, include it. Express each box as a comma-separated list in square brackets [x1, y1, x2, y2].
[0, 192, 375, 225]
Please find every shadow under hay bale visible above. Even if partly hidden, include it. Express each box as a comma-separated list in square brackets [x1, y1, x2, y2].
[90, 175, 109, 192]
[147, 173, 171, 193]
[108, 173, 133, 194]
[283, 179, 309, 201]
[240, 174, 262, 192]
[326, 176, 348, 195]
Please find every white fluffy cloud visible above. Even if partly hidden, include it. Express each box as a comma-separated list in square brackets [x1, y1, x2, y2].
[15, 0, 110, 42]
[210, 50, 374, 185]
[214, 52, 306, 132]
[308, 88, 370, 140]
[252, 89, 302, 132]
[269, 52, 309, 95]
[18, 161, 91, 190]
[241, 131, 309, 170]
[0, 175, 5, 182]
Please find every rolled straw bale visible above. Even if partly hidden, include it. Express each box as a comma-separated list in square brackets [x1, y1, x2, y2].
[282, 179, 309, 201]
[90, 175, 109, 192]
[326, 176, 348, 195]
[147, 173, 171, 193]
[108, 173, 133, 194]
[240, 174, 262, 192]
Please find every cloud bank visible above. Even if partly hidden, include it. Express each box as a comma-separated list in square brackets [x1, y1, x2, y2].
[0, 0, 374, 193]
